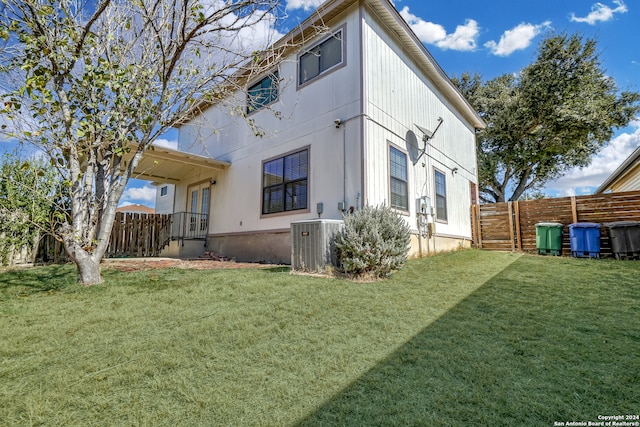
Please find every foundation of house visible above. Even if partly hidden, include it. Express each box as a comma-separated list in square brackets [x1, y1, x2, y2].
[207, 230, 291, 264]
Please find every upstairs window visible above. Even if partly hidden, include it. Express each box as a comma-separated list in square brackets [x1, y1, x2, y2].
[160, 185, 168, 197]
[390, 146, 408, 211]
[247, 71, 279, 113]
[435, 169, 448, 221]
[262, 149, 309, 215]
[299, 30, 343, 85]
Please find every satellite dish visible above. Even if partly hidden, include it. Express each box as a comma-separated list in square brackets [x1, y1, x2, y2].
[415, 118, 443, 142]
[405, 130, 422, 165]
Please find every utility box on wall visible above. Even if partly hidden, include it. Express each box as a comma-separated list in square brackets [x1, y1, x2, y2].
[291, 219, 344, 272]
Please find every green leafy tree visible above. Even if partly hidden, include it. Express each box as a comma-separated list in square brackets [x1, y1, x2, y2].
[453, 33, 640, 203]
[0, 0, 290, 283]
[0, 150, 58, 265]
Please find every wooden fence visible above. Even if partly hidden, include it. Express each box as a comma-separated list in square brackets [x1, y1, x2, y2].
[38, 212, 171, 263]
[471, 190, 640, 256]
[107, 212, 171, 257]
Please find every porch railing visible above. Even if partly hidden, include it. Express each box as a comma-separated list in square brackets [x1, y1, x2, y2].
[170, 212, 209, 244]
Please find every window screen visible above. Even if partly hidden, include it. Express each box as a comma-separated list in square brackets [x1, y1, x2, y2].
[299, 30, 343, 85]
[247, 71, 279, 113]
[390, 146, 408, 211]
[263, 150, 308, 214]
[435, 170, 447, 221]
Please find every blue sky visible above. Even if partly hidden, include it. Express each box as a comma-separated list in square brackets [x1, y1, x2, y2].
[123, 0, 640, 206]
[3, 0, 639, 205]
[388, 0, 640, 198]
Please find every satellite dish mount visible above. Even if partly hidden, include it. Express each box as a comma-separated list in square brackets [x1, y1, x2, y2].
[414, 117, 443, 161]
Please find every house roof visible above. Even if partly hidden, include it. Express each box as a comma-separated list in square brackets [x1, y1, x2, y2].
[595, 145, 640, 193]
[122, 144, 230, 184]
[116, 204, 155, 214]
[177, 0, 485, 130]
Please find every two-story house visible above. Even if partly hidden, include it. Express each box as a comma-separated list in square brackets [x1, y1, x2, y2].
[142, 0, 485, 263]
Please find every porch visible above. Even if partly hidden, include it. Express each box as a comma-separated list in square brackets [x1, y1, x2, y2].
[125, 143, 230, 260]
[34, 145, 230, 264]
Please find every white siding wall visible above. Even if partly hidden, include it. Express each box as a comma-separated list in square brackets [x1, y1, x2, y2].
[177, 5, 362, 236]
[361, 8, 478, 239]
[172, 2, 480, 262]
[154, 184, 175, 214]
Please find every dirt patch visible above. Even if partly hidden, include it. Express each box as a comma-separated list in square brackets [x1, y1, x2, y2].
[101, 258, 284, 272]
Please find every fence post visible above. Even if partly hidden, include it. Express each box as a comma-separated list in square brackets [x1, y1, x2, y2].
[514, 201, 522, 251]
[471, 204, 483, 249]
[476, 205, 483, 249]
[571, 196, 578, 224]
[507, 202, 515, 251]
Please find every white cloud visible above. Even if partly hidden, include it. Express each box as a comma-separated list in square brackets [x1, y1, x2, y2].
[286, 0, 324, 12]
[152, 138, 179, 150]
[438, 20, 480, 51]
[569, 0, 627, 25]
[233, 11, 285, 52]
[120, 185, 157, 204]
[484, 21, 551, 57]
[399, 7, 479, 52]
[545, 121, 640, 196]
[196, 0, 285, 58]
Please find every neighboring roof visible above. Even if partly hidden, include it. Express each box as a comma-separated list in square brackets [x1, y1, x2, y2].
[177, 0, 485, 130]
[595, 145, 640, 193]
[116, 204, 155, 214]
[122, 144, 230, 184]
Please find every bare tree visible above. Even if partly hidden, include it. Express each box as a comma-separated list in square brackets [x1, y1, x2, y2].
[0, 0, 296, 284]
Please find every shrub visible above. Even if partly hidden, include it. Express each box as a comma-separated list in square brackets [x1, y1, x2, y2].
[334, 205, 411, 279]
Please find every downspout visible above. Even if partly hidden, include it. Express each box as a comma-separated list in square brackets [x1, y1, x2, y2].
[424, 152, 430, 257]
[417, 216, 423, 257]
[343, 123, 347, 210]
[359, 0, 366, 209]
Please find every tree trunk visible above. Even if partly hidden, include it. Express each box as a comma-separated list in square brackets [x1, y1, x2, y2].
[75, 254, 103, 285]
[65, 238, 103, 285]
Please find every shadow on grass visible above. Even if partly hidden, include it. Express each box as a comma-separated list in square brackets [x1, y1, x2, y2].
[0, 263, 76, 294]
[295, 256, 640, 426]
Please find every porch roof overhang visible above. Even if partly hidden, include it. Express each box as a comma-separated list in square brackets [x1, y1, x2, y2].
[123, 145, 230, 184]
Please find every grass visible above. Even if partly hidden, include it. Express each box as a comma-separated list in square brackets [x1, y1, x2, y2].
[1, 250, 638, 426]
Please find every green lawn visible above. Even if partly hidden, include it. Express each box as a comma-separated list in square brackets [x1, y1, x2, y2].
[1, 250, 638, 426]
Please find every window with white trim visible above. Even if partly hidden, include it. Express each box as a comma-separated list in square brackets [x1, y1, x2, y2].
[390, 146, 408, 211]
[435, 169, 448, 221]
[299, 30, 343, 85]
[262, 149, 308, 214]
[160, 185, 168, 197]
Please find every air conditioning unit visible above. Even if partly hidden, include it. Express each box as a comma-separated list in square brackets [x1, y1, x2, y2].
[291, 219, 344, 272]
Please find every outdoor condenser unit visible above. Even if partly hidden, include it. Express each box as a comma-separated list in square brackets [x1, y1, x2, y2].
[291, 219, 344, 272]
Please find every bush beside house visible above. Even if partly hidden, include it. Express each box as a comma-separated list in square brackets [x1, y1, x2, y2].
[335, 206, 411, 279]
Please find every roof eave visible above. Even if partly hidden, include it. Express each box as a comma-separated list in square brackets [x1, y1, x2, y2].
[176, 0, 486, 130]
[365, 0, 485, 130]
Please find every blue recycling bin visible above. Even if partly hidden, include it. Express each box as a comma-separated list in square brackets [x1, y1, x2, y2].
[569, 222, 601, 258]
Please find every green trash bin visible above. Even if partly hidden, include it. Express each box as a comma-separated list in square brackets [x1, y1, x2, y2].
[536, 222, 563, 256]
